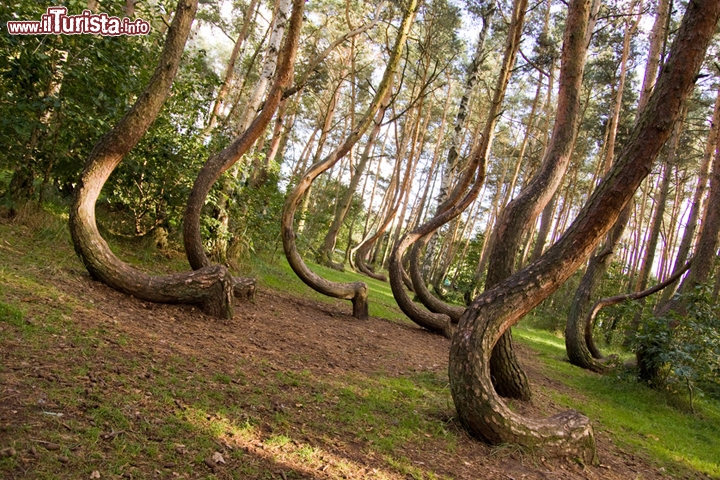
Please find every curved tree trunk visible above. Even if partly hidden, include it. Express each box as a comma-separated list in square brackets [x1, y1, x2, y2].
[449, 0, 719, 457]
[281, 0, 418, 319]
[69, 0, 240, 319]
[182, 0, 302, 283]
[568, 260, 692, 373]
[355, 137, 415, 282]
[482, 0, 596, 402]
[410, 233, 464, 321]
[565, 202, 632, 367]
[389, 0, 527, 338]
[566, 0, 671, 330]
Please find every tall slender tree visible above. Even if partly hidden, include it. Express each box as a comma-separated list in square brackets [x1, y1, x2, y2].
[280, 0, 418, 319]
[480, 0, 597, 401]
[565, 0, 671, 368]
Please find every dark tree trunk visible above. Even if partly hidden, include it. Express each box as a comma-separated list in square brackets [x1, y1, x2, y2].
[564, 0, 670, 355]
[569, 259, 691, 373]
[183, 0, 302, 281]
[449, 0, 719, 457]
[565, 202, 631, 366]
[410, 233, 464, 322]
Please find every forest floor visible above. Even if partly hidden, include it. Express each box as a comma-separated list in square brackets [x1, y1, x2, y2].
[0, 207, 717, 479]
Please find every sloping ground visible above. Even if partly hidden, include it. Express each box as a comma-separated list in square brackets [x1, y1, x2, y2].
[0, 212, 710, 479]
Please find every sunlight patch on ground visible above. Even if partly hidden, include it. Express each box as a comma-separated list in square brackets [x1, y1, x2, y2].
[514, 327, 565, 352]
[652, 445, 720, 478]
[181, 405, 447, 479]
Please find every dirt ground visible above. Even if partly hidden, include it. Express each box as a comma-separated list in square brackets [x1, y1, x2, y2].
[0, 228, 702, 479]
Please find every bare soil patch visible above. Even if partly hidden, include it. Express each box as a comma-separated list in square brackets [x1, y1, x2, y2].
[1, 254, 689, 479]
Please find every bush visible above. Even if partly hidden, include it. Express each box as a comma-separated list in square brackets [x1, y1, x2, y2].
[636, 284, 720, 408]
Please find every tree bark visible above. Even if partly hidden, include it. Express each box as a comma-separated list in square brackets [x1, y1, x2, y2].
[564, 0, 671, 367]
[182, 0, 303, 292]
[281, 0, 418, 319]
[449, 0, 719, 457]
[69, 0, 240, 319]
[570, 260, 692, 373]
[565, 203, 631, 366]
[482, 0, 596, 402]
[389, 0, 527, 337]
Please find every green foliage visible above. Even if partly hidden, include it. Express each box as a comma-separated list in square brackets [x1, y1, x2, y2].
[635, 284, 720, 402]
[227, 180, 288, 268]
[104, 47, 220, 236]
[0, 1, 165, 202]
[440, 233, 483, 305]
[515, 327, 720, 477]
[0, 300, 25, 329]
[0, 0, 220, 238]
[529, 268, 583, 332]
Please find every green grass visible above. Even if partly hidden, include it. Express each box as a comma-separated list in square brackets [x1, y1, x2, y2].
[514, 326, 720, 477]
[0, 210, 456, 478]
[250, 254, 409, 322]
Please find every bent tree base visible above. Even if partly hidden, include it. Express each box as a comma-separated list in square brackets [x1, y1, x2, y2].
[449, 0, 720, 459]
[69, 0, 246, 320]
[450, 306, 597, 463]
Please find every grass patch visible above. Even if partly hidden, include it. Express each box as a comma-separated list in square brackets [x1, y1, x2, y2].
[1, 209, 457, 478]
[250, 254, 409, 322]
[514, 326, 720, 477]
